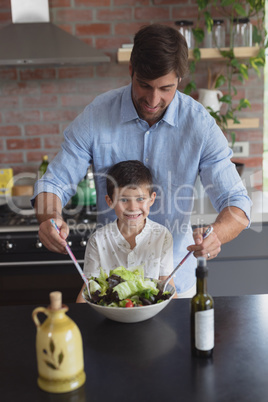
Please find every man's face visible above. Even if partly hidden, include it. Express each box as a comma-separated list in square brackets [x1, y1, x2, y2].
[130, 65, 179, 126]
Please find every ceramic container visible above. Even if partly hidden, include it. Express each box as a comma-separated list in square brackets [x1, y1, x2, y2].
[32, 291, 86, 393]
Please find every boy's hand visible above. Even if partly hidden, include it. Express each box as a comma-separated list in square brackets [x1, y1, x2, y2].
[187, 226, 221, 260]
[38, 218, 69, 254]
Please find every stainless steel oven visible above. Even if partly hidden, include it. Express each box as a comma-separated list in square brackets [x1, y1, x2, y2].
[0, 204, 96, 305]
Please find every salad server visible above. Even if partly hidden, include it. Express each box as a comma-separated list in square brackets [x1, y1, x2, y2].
[157, 225, 214, 293]
[50, 219, 91, 298]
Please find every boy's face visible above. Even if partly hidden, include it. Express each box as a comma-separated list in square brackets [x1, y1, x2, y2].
[105, 184, 156, 230]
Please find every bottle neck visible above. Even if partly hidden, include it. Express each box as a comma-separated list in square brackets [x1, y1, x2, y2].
[196, 276, 207, 294]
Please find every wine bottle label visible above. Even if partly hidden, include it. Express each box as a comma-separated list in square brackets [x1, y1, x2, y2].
[195, 309, 214, 351]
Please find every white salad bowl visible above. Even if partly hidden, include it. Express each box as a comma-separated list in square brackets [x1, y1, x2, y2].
[82, 282, 175, 323]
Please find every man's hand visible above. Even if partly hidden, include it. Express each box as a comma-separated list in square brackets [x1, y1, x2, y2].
[38, 218, 69, 254]
[187, 206, 249, 260]
[187, 226, 221, 260]
[34, 192, 69, 254]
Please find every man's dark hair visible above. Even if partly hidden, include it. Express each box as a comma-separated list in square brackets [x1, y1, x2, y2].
[106, 160, 153, 200]
[130, 23, 188, 80]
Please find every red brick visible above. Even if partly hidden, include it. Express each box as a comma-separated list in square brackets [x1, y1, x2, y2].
[0, 68, 17, 80]
[172, 6, 199, 20]
[50, 0, 71, 7]
[41, 81, 78, 94]
[97, 9, 132, 21]
[19, 69, 56, 81]
[61, 94, 95, 107]
[2, 82, 39, 96]
[76, 23, 111, 36]
[155, 0, 187, 3]
[4, 110, 41, 123]
[56, 9, 93, 22]
[250, 142, 263, 155]
[244, 130, 264, 141]
[115, 0, 149, 4]
[0, 139, 3, 150]
[96, 62, 129, 78]
[0, 0, 10, 8]
[234, 157, 263, 168]
[42, 110, 79, 122]
[26, 151, 57, 163]
[135, 7, 169, 20]
[22, 95, 58, 108]
[44, 136, 65, 149]
[7, 138, 41, 150]
[75, 0, 110, 6]
[0, 11, 11, 22]
[0, 96, 19, 108]
[76, 77, 130, 93]
[0, 126, 21, 137]
[58, 66, 94, 79]
[0, 152, 24, 164]
[25, 124, 60, 136]
[96, 36, 130, 49]
[115, 22, 144, 36]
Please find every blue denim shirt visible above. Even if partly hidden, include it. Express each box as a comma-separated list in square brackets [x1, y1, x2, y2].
[33, 84, 251, 293]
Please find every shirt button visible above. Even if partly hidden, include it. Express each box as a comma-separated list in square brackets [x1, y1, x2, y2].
[145, 158, 149, 162]
[146, 131, 150, 135]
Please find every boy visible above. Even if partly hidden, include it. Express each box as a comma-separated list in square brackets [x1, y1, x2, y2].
[76, 160, 176, 302]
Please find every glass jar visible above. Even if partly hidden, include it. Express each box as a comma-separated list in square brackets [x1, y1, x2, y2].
[233, 18, 253, 47]
[175, 20, 194, 48]
[204, 19, 225, 48]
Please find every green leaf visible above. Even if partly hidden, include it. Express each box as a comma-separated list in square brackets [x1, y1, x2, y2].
[238, 98, 251, 110]
[220, 49, 234, 59]
[193, 47, 201, 61]
[214, 75, 226, 88]
[252, 25, 262, 44]
[49, 339, 55, 355]
[189, 60, 196, 74]
[230, 131, 236, 147]
[58, 351, 64, 365]
[45, 361, 58, 370]
[204, 12, 214, 32]
[220, 0, 235, 6]
[233, 4, 247, 16]
[192, 28, 204, 44]
[219, 95, 232, 104]
[183, 81, 196, 95]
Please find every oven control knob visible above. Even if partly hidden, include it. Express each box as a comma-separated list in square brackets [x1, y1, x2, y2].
[5, 241, 14, 250]
[35, 241, 43, 249]
[67, 241, 72, 247]
[80, 240, 87, 247]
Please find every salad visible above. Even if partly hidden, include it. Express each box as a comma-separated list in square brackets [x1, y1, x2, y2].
[84, 266, 172, 307]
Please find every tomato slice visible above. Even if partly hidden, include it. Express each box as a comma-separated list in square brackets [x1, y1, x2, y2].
[125, 298, 134, 308]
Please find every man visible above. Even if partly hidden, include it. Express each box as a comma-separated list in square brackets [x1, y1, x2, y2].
[33, 24, 251, 297]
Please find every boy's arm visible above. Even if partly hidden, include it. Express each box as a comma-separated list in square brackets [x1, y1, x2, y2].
[76, 284, 86, 303]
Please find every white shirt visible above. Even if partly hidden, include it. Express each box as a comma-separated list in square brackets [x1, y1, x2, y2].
[83, 218, 173, 280]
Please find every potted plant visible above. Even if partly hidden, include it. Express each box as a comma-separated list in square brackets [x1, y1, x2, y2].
[183, 0, 266, 156]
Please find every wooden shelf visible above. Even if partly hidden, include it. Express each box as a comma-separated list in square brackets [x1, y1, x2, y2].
[117, 46, 260, 63]
[226, 118, 259, 129]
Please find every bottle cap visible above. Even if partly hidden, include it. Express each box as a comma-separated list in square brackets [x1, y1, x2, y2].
[43, 155, 48, 161]
[196, 257, 208, 278]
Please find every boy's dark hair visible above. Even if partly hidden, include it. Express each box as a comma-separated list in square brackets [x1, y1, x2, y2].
[106, 160, 153, 200]
[130, 23, 188, 80]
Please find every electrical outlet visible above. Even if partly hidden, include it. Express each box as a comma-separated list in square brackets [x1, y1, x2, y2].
[228, 141, 249, 157]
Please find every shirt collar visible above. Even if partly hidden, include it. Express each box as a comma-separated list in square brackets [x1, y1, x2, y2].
[120, 83, 179, 127]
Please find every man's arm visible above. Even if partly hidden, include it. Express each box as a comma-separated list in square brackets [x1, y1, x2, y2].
[34, 192, 69, 254]
[187, 206, 249, 260]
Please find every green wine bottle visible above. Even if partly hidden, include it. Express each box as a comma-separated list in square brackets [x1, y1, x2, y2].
[191, 257, 214, 358]
[38, 155, 49, 180]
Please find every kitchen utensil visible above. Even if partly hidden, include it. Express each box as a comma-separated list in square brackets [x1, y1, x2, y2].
[157, 225, 214, 293]
[82, 282, 176, 323]
[50, 219, 90, 298]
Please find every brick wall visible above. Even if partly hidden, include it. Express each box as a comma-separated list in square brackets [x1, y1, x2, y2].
[0, 0, 264, 189]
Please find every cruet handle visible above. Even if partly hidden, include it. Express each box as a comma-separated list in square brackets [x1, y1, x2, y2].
[32, 307, 48, 328]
